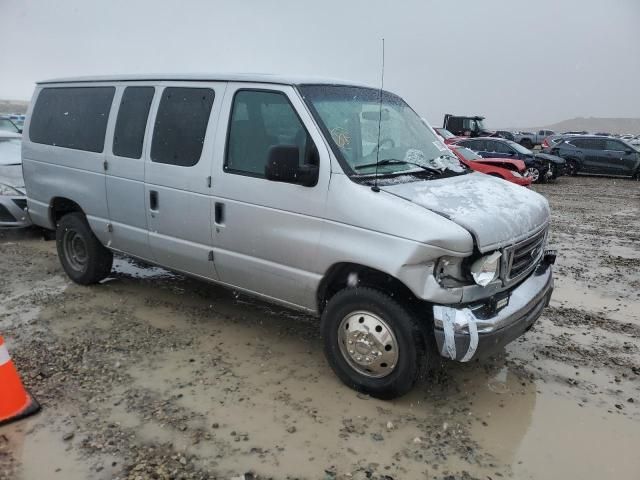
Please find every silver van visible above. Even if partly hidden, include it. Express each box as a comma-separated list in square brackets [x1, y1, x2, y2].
[22, 74, 555, 398]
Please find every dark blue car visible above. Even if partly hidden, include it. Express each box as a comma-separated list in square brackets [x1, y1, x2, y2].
[455, 137, 565, 183]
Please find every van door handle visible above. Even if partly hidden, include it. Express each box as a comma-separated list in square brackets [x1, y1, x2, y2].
[149, 190, 159, 211]
[214, 202, 225, 225]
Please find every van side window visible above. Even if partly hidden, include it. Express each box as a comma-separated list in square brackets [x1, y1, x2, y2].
[225, 90, 316, 177]
[151, 87, 215, 167]
[113, 86, 155, 159]
[29, 87, 115, 152]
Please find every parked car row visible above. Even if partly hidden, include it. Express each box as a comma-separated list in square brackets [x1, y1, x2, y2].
[452, 137, 566, 183]
[542, 135, 640, 178]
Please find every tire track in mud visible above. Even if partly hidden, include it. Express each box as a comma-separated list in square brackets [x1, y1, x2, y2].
[544, 306, 640, 337]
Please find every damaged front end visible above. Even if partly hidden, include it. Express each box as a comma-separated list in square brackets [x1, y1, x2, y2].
[432, 250, 556, 362]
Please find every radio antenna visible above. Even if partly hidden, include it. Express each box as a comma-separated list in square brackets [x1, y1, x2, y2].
[372, 37, 385, 193]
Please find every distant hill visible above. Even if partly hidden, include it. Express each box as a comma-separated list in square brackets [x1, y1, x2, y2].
[0, 99, 29, 114]
[519, 117, 640, 135]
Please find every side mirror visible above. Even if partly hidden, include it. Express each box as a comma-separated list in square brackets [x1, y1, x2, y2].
[625, 149, 634, 155]
[265, 145, 318, 187]
[18, 128, 23, 134]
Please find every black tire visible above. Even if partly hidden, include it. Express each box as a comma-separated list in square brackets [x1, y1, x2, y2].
[566, 158, 579, 176]
[56, 212, 113, 285]
[321, 287, 430, 399]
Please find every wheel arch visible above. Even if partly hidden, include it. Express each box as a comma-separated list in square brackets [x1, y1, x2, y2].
[316, 262, 420, 315]
[565, 156, 582, 173]
[49, 197, 86, 227]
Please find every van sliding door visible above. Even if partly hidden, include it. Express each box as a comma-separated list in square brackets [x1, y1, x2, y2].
[143, 83, 226, 280]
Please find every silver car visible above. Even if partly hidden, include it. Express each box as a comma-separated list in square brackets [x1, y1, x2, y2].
[22, 74, 555, 398]
[0, 131, 31, 228]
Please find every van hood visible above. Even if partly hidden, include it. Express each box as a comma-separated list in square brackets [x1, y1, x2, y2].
[382, 172, 549, 252]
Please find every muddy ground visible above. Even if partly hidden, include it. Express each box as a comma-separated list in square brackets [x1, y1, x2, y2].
[0, 176, 639, 480]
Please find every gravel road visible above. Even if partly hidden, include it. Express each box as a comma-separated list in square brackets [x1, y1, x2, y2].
[1, 176, 639, 480]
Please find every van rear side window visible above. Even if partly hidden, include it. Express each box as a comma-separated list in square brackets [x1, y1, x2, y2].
[113, 87, 155, 159]
[29, 87, 115, 152]
[151, 87, 215, 167]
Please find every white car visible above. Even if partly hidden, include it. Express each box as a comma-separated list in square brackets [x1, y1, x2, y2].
[0, 131, 31, 228]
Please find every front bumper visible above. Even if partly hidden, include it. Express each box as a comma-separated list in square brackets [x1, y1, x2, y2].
[432, 252, 555, 361]
[0, 196, 32, 228]
[509, 176, 533, 187]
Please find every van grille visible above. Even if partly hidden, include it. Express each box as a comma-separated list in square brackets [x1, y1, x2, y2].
[503, 228, 547, 285]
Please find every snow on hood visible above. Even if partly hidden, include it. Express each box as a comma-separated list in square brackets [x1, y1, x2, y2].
[382, 172, 549, 252]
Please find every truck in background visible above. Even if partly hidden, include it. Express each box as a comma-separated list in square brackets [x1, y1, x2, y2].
[513, 129, 556, 149]
[443, 114, 495, 137]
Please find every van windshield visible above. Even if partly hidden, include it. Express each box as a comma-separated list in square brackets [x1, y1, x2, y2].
[299, 85, 465, 178]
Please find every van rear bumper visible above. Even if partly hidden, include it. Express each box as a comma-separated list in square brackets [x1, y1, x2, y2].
[432, 253, 554, 362]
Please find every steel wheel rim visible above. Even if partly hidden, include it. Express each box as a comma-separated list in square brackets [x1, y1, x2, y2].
[63, 229, 88, 272]
[525, 167, 540, 182]
[337, 310, 399, 378]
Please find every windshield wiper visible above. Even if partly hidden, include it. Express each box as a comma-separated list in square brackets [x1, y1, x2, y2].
[355, 159, 443, 175]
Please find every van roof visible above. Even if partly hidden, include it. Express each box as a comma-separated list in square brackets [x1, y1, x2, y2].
[37, 73, 372, 88]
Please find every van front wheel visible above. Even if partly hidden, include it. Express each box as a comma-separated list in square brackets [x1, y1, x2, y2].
[321, 287, 427, 399]
[56, 212, 113, 285]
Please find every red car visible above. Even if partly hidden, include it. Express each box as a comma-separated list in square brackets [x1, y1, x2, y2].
[449, 145, 532, 187]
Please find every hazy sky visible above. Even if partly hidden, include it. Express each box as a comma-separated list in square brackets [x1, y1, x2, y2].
[1, 0, 639, 127]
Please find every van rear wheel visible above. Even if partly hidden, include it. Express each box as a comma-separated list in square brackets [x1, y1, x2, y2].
[321, 287, 428, 399]
[56, 212, 113, 285]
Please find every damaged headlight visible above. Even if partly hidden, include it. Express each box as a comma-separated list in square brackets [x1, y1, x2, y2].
[470, 251, 502, 287]
[510, 170, 523, 178]
[434, 256, 467, 287]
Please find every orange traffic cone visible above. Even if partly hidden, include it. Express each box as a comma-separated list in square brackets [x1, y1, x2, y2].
[0, 336, 40, 426]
